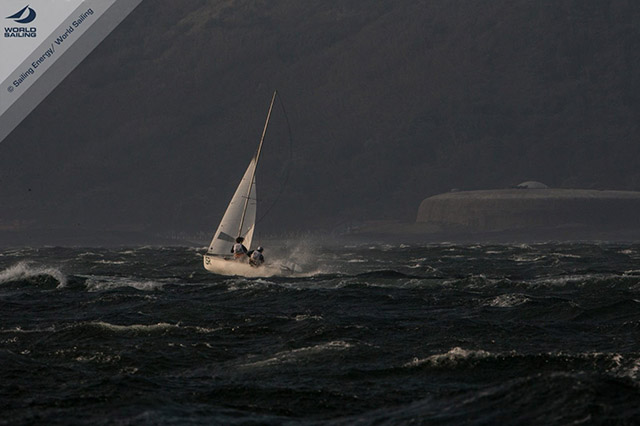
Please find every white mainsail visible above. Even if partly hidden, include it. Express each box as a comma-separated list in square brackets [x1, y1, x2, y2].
[207, 157, 258, 255]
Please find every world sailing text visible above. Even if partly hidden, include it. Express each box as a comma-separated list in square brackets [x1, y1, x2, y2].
[4, 27, 36, 38]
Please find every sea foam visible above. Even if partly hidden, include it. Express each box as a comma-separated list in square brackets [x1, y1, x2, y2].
[405, 347, 494, 368]
[0, 261, 67, 288]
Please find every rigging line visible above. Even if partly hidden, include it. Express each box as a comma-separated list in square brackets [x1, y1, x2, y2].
[255, 91, 294, 226]
[238, 90, 277, 237]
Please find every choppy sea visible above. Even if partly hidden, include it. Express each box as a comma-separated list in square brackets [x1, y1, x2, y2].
[1, 242, 640, 425]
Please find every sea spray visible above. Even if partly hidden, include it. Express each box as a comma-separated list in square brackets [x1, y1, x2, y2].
[0, 261, 67, 287]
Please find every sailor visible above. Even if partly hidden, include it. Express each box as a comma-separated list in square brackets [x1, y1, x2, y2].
[231, 237, 248, 260]
[249, 246, 265, 267]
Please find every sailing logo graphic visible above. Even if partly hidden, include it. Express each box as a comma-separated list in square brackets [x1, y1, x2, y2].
[4, 5, 37, 38]
[6, 5, 37, 24]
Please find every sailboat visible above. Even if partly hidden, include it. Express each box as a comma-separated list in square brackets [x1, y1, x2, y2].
[203, 91, 287, 277]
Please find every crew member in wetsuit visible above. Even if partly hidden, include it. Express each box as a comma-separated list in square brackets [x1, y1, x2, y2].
[231, 237, 248, 260]
[249, 246, 264, 267]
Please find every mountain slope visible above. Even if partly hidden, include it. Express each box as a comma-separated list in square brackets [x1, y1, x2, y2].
[1, 0, 639, 240]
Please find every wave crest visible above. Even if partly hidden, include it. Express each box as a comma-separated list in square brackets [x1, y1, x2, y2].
[240, 340, 354, 368]
[85, 277, 164, 292]
[0, 261, 67, 288]
[486, 293, 531, 307]
[406, 347, 494, 368]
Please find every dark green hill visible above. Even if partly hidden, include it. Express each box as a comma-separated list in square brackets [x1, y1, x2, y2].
[1, 0, 639, 242]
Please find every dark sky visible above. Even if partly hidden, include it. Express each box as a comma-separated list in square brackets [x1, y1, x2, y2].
[1, 0, 640, 244]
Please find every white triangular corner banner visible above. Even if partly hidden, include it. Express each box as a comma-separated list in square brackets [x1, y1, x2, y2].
[0, 0, 142, 143]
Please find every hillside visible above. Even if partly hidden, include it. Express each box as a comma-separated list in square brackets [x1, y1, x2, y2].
[1, 0, 639, 242]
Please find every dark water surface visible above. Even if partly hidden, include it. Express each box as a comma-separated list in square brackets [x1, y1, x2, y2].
[1, 243, 640, 424]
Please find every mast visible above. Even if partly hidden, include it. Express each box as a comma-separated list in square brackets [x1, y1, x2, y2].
[237, 90, 278, 239]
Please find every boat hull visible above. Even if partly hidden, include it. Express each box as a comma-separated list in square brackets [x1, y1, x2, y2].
[203, 254, 287, 277]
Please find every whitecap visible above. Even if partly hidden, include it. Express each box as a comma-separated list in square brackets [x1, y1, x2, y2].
[622, 357, 640, 381]
[511, 255, 547, 263]
[91, 321, 178, 332]
[240, 340, 354, 368]
[80, 321, 220, 335]
[226, 277, 276, 291]
[189, 325, 222, 333]
[78, 251, 103, 258]
[84, 276, 164, 292]
[75, 352, 122, 364]
[486, 293, 531, 308]
[0, 261, 67, 288]
[531, 273, 614, 286]
[405, 347, 494, 367]
[293, 314, 323, 321]
[550, 252, 582, 259]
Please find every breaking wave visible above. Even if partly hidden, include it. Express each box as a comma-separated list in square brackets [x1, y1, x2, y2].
[0, 261, 67, 288]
